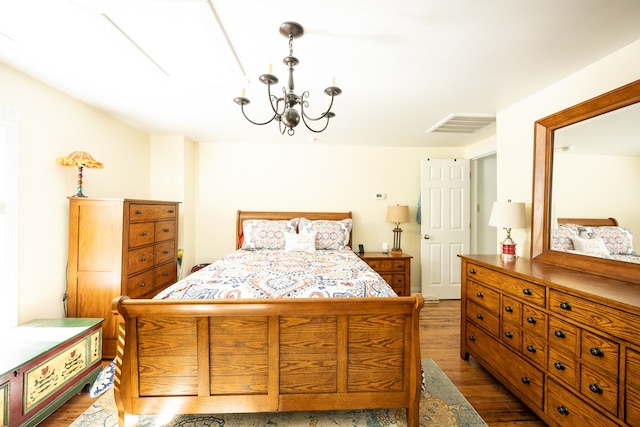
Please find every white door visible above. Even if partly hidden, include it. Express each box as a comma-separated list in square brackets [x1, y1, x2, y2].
[420, 158, 470, 300]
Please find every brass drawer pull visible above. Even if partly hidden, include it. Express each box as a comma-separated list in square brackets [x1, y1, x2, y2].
[476, 313, 484, 320]
[590, 347, 605, 357]
[504, 331, 513, 339]
[560, 302, 572, 310]
[526, 317, 537, 324]
[589, 383, 604, 394]
[554, 330, 566, 338]
[526, 345, 536, 353]
[522, 288, 533, 296]
[557, 406, 569, 416]
[505, 306, 513, 313]
[521, 377, 531, 385]
[554, 362, 565, 371]
[476, 292, 484, 298]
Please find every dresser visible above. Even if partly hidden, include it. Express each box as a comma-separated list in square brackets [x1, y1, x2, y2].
[460, 254, 640, 426]
[66, 198, 179, 358]
[0, 318, 102, 427]
[357, 252, 412, 295]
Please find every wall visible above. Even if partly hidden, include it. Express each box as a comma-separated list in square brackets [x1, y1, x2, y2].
[496, 39, 640, 258]
[194, 142, 464, 292]
[0, 62, 152, 323]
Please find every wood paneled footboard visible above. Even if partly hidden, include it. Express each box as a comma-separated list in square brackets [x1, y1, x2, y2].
[111, 294, 424, 427]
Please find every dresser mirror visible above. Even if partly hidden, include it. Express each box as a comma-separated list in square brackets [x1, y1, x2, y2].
[531, 78, 640, 284]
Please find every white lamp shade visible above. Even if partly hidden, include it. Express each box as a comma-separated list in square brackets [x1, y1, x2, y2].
[386, 205, 410, 224]
[488, 201, 526, 229]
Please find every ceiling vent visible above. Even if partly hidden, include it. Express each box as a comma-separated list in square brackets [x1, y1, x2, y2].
[426, 114, 496, 134]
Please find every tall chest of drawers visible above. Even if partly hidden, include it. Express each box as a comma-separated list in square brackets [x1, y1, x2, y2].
[66, 198, 179, 358]
[460, 254, 640, 426]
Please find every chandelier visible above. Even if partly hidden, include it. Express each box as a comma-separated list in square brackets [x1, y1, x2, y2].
[233, 22, 341, 136]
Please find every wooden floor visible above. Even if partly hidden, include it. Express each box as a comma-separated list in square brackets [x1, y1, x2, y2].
[39, 299, 546, 426]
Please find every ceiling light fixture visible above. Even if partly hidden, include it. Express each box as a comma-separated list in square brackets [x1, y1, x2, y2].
[233, 22, 341, 136]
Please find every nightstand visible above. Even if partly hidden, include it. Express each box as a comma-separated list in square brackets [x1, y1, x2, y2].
[357, 252, 412, 296]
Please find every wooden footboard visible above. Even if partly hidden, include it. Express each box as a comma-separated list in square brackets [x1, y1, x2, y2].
[112, 294, 424, 427]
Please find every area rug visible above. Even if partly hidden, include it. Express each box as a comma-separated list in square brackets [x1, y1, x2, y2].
[71, 359, 486, 427]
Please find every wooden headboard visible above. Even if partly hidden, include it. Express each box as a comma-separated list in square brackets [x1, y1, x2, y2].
[558, 217, 619, 227]
[236, 210, 353, 249]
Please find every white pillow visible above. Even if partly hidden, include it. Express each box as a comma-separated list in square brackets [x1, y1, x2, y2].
[570, 237, 610, 256]
[284, 231, 317, 253]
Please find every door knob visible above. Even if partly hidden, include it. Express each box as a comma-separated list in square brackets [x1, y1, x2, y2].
[421, 234, 431, 240]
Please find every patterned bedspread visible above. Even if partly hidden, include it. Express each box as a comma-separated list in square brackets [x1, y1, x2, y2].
[155, 249, 398, 300]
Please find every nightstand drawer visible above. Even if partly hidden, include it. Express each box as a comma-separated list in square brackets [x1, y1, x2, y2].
[366, 259, 406, 272]
[358, 252, 412, 296]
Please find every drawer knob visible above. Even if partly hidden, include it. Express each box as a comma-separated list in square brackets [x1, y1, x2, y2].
[140, 256, 147, 262]
[163, 250, 169, 254]
[469, 268, 477, 274]
[521, 377, 531, 385]
[163, 228, 170, 233]
[476, 313, 484, 320]
[590, 347, 605, 357]
[505, 306, 513, 313]
[504, 331, 513, 339]
[560, 302, 572, 310]
[13, 369, 20, 377]
[522, 288, 533, 296]
[526, 317, 537, 324]
[589, 383, 604, 394]
[554, 362, 566, 371]
[526, 345, 536, 353]
[557, 406, 570, 416]
[469, 335, 476, 342]
[140, 231, 148, 236]
[139, 282, 146, 287]
[163, 271, 169, 277]
[135, 209, 142, 215]
[554, 330, 566, 339]
[476, 292, 484, 298]
[168, 209, 175, 213]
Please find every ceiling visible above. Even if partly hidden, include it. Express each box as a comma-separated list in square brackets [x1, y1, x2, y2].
[1, 0, 640, 147]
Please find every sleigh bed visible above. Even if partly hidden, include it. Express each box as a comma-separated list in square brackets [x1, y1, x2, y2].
[111, 211, 424, 426]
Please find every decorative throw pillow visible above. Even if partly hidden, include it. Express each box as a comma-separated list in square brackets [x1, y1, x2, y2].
[299, 218, 352, 250]
[570, 237, 611, 256]
[550, 224, 580, 251]
[241, 218, 299, 250]
[284, 231, 317, 252]
[587, 226, 637, 255]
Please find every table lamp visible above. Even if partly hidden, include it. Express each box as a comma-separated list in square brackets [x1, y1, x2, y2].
[56, 150, 104, 197]
[489, 199, 526, 260]
[386, 204, 410, 254]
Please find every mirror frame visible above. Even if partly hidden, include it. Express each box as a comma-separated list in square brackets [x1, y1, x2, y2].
[531, 78, 640, 285]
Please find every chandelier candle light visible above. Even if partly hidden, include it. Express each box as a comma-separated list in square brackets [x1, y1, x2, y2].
[488, 199, 527, 260]
[56, 150, 104, 197]
[233, 22, 341, 136]
[386, 205, 410, 254]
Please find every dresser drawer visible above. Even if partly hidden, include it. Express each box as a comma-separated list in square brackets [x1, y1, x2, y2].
[129, 203, 177, 221]
[466, 280, 500, 312]
[580, 365, 618, 415]
[522, 304, 547, 337]
[547, 378, 616, 427]
[549, 316, 578, 355]
[128, 246, 155, 274]
[366, 259, 406, 272]
[155, 240, 175, 265]
[548, 347, 577, 388]
[501, 321, 522, 351]
[129, 222, 155, 247]
[580, 330, 619, 376]
[625, 348, 640, 425]
[127, 270, 155, 298]
[522, 331, 547, 368]
[502, 296, 522, 326]
[466, 263, 545, 307]
[154, 262, 177, 290]
[467, 300, 499, 337]
[155, 220, 176, 242]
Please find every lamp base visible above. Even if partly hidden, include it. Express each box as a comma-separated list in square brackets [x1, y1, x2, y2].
[390, 248, 403, 255]
[501, 241, 517, 261]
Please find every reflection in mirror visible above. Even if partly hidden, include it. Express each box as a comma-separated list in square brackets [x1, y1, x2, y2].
[551, 102, 640, 263]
